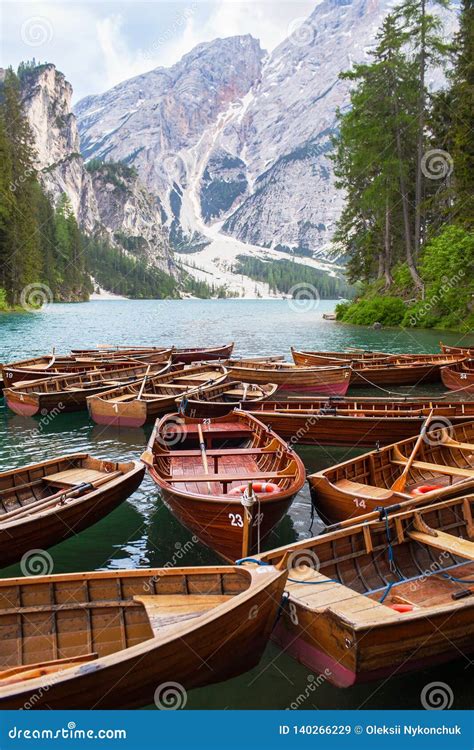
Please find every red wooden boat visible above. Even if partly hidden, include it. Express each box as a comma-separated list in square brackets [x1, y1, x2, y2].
[228, 361, 351, 396]
[4, 361, 170, 416]
[242, 397, 474, 446]
[291, 348, 466, 386]
[172, 343, 234, 364]
[142, 410, 306, 562]
[441, 359, 474, 393]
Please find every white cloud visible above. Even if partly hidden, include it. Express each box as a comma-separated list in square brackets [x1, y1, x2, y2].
[1, 1, 317, 100]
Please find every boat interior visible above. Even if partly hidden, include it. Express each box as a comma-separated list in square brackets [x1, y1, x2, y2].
[0, 457, 127, 519]
[324, 422, 474, 496]
[261, 495, 474, 618]
[149, 415, 300, 497]
[184, 381, 276, 404]
[97, 367, 227, 404]
[0, 568, 251, 683]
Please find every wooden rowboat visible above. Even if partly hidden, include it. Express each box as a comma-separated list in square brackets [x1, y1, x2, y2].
[308, 419, 474, 523]
[257, 494, 474, 687]
[0, 563, 287, 709]
[87, 364, 228, 428]
[0, 454, 144, 568]
[142, 410, 306, 562]
[2, 349, 173, 386]
[177, 381, 279, 418]
[441, 359, 474, 393]
[440, 341, 474, 356]
[4, 361, 171, 417]
[172, 342, 234, 364]
[291, 348, 466, 386]
[242, 397, 474, 447]
[228, 361, 351, 396]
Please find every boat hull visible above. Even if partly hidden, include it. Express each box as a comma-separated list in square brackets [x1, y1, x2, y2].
[0, 567, 286, 709]
[229, 366, 351, 396]
[272, 598, 474, 687]
[159, 485, 294, 562]
[242, 407, 474, 447]
[441, 363, 474, 393]
[173, 343, 234, 364]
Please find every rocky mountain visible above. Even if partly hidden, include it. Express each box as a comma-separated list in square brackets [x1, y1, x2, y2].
[18, 64, 173, 273]
[76, 0, 392, 266]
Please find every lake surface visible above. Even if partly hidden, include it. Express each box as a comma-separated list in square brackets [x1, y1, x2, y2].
[0, 299, 471, 710]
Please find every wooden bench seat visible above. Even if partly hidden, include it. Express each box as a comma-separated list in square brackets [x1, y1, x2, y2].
[134, 594, 232, 632]
[408, 529, 474, 560]
[43, 468, 109, 488]
[392, 458, 474, 478]
[170, 471, 294, 485]
[169, 447, 274, 458]
[335, 479, 393, 499]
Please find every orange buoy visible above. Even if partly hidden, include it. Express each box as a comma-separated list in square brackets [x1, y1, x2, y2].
[229, 482, 280, 496]
[410, 484, 444, 496]
[388, 603, 414, 613]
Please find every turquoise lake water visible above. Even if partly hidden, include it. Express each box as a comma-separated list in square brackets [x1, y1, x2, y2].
[0, 299, 471, 709]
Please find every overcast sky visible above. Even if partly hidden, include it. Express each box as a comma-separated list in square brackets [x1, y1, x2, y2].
[0, 0, 317, 102]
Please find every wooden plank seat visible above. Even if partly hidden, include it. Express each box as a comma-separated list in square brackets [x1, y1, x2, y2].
[165, 424, 254, 438]
[43, 468, 112, 489]
[408, 529, 474, 560]
[169, 447, 276, 457]
[335, 479, 393, 499]
[170, 471, 295, 485]
[134, 594, 232, 633]
[392, 458, 474, 478]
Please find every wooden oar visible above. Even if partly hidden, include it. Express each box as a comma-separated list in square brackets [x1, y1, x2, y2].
[137, 365, 151, 401]
[44, 347, 56, 371]
[197, 423, 212, 493]
[391, 409, 434, 493]
[0, 472, 122, 524]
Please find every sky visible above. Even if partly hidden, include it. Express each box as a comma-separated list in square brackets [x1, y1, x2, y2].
[0, 0, 317, 102]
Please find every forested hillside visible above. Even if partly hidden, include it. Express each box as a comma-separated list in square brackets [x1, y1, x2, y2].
[234, 256, 355, 299]
[333, 0, 473, 332]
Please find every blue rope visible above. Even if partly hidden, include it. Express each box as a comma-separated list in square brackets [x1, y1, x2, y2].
[441, 574, 474, 584]
[380, 581, 395, 603]
[235, 557, 270, 566]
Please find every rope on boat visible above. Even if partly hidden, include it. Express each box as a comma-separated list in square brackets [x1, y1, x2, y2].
[235, 557, 270, 565]
[349, 367, 412, 395]
[380, 581, 396, 603]
[441, 574, 474, 584]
